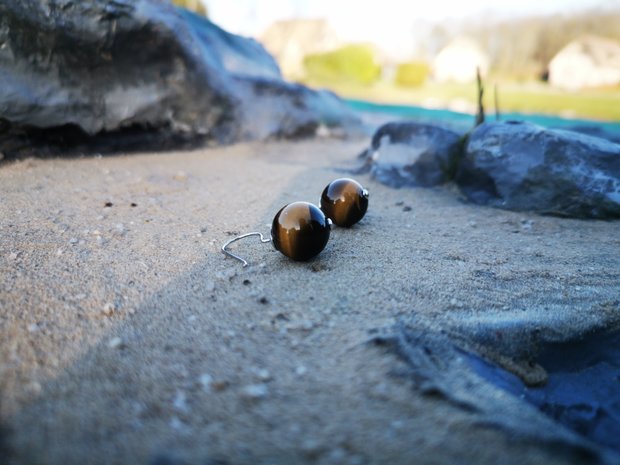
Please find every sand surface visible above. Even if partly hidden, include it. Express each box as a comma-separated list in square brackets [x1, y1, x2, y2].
[1, 139, 619, 465]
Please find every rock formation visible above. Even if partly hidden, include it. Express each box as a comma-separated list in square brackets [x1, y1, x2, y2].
[360, 119, 620, 219]
[359, 122, 463, 187]
[0, 0, 358, 157]
[456, 121, 620, 218]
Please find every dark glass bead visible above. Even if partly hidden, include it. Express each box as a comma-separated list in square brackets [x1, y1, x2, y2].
[271, 202, 331, 261]
[320, 178, 369, 227]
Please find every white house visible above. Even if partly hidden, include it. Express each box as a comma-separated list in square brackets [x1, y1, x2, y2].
[432, 37, 489, 83]
[548, 35, 620, 90]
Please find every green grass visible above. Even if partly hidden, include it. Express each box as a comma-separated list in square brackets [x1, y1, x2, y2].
[300, 78, 620, 122]
[303, 45, 382, 86]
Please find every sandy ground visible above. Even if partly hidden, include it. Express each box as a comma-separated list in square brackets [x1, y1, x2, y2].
[1, 138, 619, 465]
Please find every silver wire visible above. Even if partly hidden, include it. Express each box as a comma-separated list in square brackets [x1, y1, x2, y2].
[221, 232, 271, 267]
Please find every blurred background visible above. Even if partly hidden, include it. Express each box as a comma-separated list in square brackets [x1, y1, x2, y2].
[174, 0, 620, 122]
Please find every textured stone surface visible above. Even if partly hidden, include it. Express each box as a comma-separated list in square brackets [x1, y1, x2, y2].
[457, 121, 620, 218]
[0, 0, 358, 157]
[359, 121, 464, 187]
[374, 306, 620, 463]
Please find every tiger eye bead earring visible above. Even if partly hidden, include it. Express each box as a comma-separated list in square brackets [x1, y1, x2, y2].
[271, 202, 331, 261]
[320, 178, 369, 227]
[222, 178, 368, 267]
[222, 201, 331, 267]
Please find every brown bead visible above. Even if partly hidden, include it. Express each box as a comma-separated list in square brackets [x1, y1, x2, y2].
[320, 178, 369, 227]
[271, 202, 331, 261]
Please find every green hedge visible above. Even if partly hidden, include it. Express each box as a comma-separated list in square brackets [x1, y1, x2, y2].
[395, 61, 430, 88]
[303, 45, 381, 85]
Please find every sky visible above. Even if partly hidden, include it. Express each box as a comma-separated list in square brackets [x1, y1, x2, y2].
[203, 0, 618, 58]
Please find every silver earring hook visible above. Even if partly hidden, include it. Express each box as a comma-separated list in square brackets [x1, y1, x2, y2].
[221, 232, 271, 267]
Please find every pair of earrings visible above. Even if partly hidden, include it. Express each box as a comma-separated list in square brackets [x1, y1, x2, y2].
[222, 178, 369, 267]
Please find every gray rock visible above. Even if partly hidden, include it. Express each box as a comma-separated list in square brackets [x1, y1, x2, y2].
[360, 122, 464, 187]
[372, 299, 620, 462]
[0, 0, 358, 157]
[457, 121, 620, 218]
[565, 125, 620, 145]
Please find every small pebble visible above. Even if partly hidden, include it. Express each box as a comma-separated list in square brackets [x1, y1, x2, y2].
[520, 218, 534, 230]
[215, 269, 236, 280]
[240, 383, 268, 400]
[301, 438, 323, 457]
[172, 391, 188, 413]
[298, 320, 314, 331]
[26, 381, 42, 395]
[402, 206, 412, 212]
[69, 238, 78, 244]
[210, 380, 230, 392]
[315, 124, 330, 138]
[198, 373, 213, 391]
[390, 420, 404, 430]
[107, 337, 124, 349]
[27, 323, 39, 333]
[295, 365, 307, 376]
[311, 263, 326, 272]
[169, 416, 185, 431]
[8, 252, 18, 260]
[102, 302, 115, 316]
[113, 224, 126, 236]
[252, 368, 272, 381]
